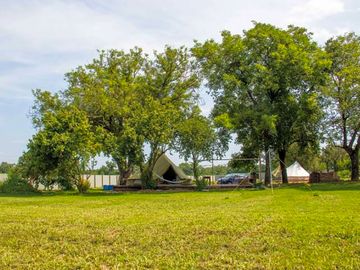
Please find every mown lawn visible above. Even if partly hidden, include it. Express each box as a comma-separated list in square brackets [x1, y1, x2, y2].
[1, 183, 360, 269]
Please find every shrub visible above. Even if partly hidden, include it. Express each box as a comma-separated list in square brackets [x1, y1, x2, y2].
[195, 178, 208, 191]
[338, 170, 351, 180]
[0, 169, 37, 193]
[57, 176, 75, 191]
[76, 178, 91, 193]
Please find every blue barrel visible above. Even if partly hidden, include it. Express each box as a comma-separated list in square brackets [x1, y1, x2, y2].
[103, 185, 114, 191]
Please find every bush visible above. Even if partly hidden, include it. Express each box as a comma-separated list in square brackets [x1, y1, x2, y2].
[195, 178, 208, 191]
[76, 178, 91, 193]
[338, 170, 351, 180]
[57, 176, 75, 191]
[0, 169, 37, 193]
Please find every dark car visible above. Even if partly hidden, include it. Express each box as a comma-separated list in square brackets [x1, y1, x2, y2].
[217, 173, 249, 184]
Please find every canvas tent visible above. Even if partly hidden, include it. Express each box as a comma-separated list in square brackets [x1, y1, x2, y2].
[272, 161, 310, 182]
[126, 154, 190, 185]
[152, 154, 189, 182]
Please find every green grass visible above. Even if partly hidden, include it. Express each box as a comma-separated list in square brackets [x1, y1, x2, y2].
[1, 183, 360, 269]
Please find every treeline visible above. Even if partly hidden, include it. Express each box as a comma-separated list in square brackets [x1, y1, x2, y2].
[0, 162, 15, 174]
[6, 22, 359, 192]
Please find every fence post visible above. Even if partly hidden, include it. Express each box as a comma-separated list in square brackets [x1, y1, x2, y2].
[93, 176, 96, 188]
[101, 175, 104, 187]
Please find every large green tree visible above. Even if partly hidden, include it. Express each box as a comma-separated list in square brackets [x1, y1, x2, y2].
[64, 47, 200, 187]
[27, 90, 98, 192]
[0, 162, 15, 174]
[324, 33, 360, 181]
[136, 46, 200, 187]
[193, 23, 329, 184]
[65, 48, 145, 184]
[320, 144, 349, 173]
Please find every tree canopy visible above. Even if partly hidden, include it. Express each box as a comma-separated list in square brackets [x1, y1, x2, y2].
[24, 90, 99, 191]
[14, 22, 360, 189]
[193, 22, 329, 184]
[324, 33, 360, 180]
[174, 107, 222, 183]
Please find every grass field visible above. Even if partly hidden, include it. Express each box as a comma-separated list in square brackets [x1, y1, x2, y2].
[1, 183, 360, 269]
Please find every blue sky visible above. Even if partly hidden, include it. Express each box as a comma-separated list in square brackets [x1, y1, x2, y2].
[0, 0, 359, 166]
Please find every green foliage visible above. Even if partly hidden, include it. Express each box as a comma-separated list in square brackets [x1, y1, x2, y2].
[285, 143, 323, 172]
[92, 161, 118, 175]
[178, 163, 194, 176]
[65, 48, 146, 184]
[193, 23, 329, 183]
[324, 33, 360, 180]
[76, 178, 91, 193]
[195, 178, 208, 191]
[135, 46, 200, 187]
[337, 170, 351, 180]
[62, 46, 200, 188]
[175, 107, 222, 181]
[179, 163, 233, 176]
[0, 162, 15, 173]
[0, 168, 36, 193]
[228, 151, 258, 173]
[27, 92, 99, 192]
[320, 144, 349, 172]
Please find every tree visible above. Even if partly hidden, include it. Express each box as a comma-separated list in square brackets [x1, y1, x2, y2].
[178, 163, 194, 176]
[0, 162, 15, 174]
[320, 144, 349, 173]
[135, 46, 200, 188]
[193, 23, 329, 184]
[28, 90, 98, 192]
[65, 48, 145, 184]
[64, 47, 200, 188]
[174, 107, 220, 184]
[324, 33, 360, 180]
[286, 143, 323, 173]
[95, 161, 118, 175]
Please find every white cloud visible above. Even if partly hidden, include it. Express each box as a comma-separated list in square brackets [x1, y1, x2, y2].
[311, 26, 351, 42]
[290, 0, 344, 23]
[0, 1, 140, 53]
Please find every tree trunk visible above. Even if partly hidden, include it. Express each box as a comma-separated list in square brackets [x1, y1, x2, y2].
[264, 147, 271, 186]
[278, 149, 288, 184]
[140, 150, 162, 189]
[192, 160, 199, 182]
[349, 148, 359, 181]
[114, 158, 132, 185]
[141, 167, 155, 188]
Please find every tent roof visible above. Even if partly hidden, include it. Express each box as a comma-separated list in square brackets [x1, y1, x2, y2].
[153, 154, 189, 180]
[272, 161, 309, 177]
[286, 161, 310, 177]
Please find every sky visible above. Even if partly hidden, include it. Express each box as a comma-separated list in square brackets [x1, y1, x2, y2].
[0, 0, 359, 166]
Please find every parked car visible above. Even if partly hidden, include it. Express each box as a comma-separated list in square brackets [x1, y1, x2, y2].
[217, 173, 250, 184]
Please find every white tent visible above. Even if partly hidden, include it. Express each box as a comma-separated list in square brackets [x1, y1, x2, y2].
[286, 161, 310, 178]
[272, 161, 310, 182]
